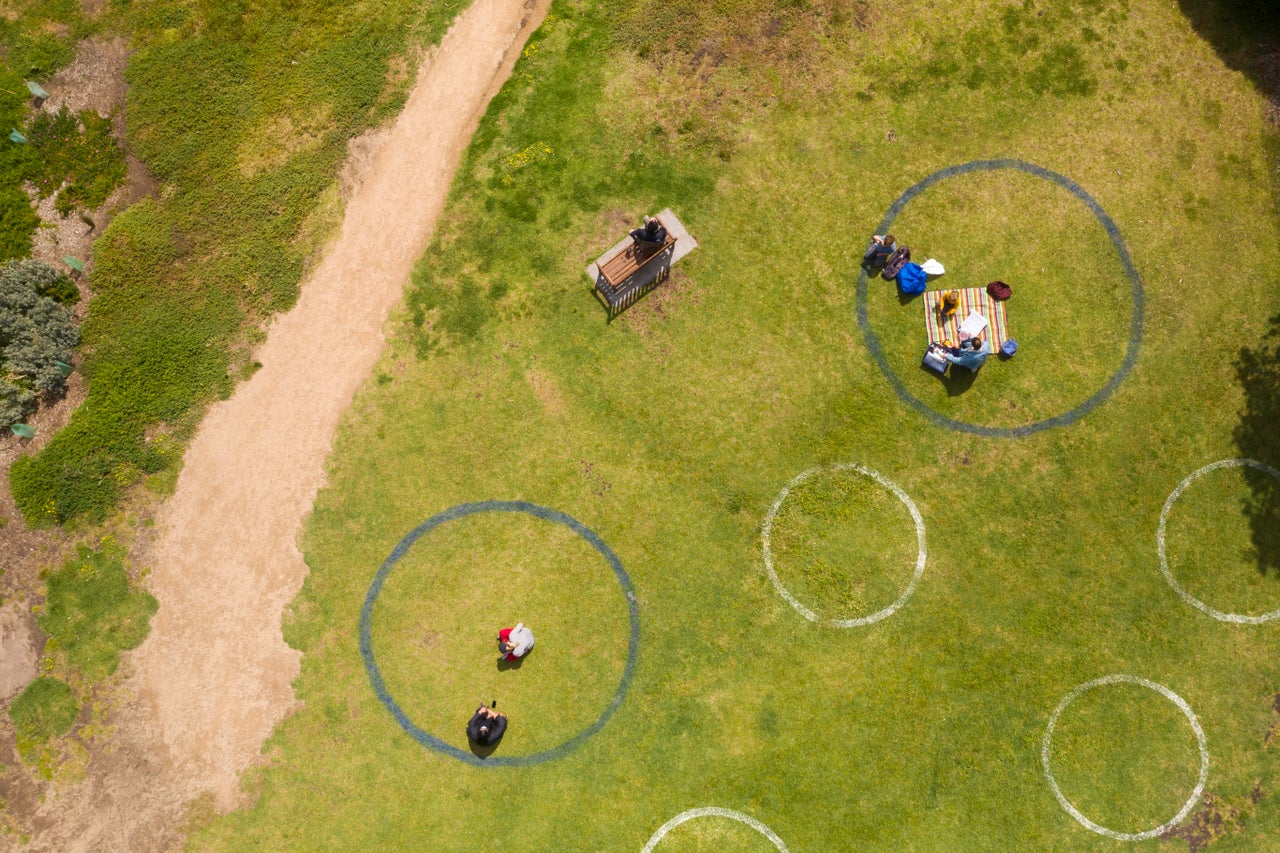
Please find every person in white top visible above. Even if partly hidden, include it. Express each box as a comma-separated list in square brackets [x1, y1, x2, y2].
[497, 622, 535, 662]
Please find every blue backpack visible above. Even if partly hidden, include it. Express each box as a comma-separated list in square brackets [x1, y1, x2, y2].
[897, 262, 926, 295]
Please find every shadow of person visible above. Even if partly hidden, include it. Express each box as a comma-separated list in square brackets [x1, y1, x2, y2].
[496, 656, 525, 672]
[469, 739, 500, 759]
[1234, 310, 1280, 577]
[941, 366, 978, 396]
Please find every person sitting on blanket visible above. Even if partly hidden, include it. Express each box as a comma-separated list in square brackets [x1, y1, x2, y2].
[939, 290, 960, 319]
[946, 335, 991, 371]
[862, 233, 896, 266]
[630, 215, 668, 248]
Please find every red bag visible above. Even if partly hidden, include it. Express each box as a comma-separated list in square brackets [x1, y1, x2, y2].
[987, 280, 1012, 300]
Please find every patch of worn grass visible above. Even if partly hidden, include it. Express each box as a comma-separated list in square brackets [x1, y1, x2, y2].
[8, 677, 78, 764]
[1048, 681, 1204, 834]
[1164, 464, 1280, 618]
[38, 539, 157, 682]
[21, 105, 126, 216]
[768, 468, 917, 619]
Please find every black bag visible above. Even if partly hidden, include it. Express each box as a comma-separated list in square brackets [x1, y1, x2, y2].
[881, 246, 910, 280]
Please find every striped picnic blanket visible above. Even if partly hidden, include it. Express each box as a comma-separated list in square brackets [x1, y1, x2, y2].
[922, 287, 1009, 349]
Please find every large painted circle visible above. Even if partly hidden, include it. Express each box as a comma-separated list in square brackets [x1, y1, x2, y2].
[856, 159, 1144, 437]
[360, 500, 640, 766]
[1158, 458, 1280, 624]
[761, 463, 926, 627]
[1041, 674, 1209, 841]
[641, 807, 789, 853]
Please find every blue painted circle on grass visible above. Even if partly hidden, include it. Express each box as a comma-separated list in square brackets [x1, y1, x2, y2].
[856, 159, 1144, 437]
[360, 500, 640, 767]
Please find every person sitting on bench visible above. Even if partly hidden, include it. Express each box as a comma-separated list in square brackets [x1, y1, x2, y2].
[629, 216, 668, 249]
[467, 704, 508, 747]
[946, 335, 991, 371]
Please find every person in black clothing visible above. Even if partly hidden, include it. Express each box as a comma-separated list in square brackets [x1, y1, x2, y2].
[629, 215, 668, 247]
[467, 704, 508, 746]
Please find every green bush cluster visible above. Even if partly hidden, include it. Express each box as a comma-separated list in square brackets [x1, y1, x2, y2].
[0, 66, 39, 263]
[0, 259, 80, 425]
[8, 676, 78, 761]
[22, 105, 128, 216]
[39, 539, 158, 681]
[11, 0, 461, 524]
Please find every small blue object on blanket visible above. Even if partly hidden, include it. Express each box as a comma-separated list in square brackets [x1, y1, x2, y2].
[897, 262, 926, 295]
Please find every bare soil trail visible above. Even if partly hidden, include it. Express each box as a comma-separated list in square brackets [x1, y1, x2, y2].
[23, 0, 550, 846]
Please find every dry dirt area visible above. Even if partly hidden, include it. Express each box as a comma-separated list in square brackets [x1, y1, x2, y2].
[2, 0, 549, 847]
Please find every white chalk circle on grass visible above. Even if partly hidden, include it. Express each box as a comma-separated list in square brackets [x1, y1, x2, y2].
[761, 463, 926, 627]
[640, 807, 789, 853]
[1158, 458, 1280, 624]
[1042, 674, 1209, 842]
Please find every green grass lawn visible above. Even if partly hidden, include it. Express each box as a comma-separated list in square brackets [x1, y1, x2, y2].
[192, 0, 1280, 849]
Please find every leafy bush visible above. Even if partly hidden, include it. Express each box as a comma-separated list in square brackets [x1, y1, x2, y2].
[9, 677, 79, 761]
[0, 378, 36, 425]
[0, 259, 79, 424]
[22, 106, 128, 216]
[39, 540, 158, 681]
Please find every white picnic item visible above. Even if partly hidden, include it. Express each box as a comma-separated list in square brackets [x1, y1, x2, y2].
[959, 310, 989, 339]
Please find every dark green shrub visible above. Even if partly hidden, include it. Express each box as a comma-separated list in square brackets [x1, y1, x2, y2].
[9, 677, 79, 760]
[39, 540, 158, 681]
[0, 378, 36, 425]
[0, 259, 80, 423]
[34, 273, 79, 306]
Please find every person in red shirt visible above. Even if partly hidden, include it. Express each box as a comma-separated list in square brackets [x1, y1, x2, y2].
[497, 623, 535, 662]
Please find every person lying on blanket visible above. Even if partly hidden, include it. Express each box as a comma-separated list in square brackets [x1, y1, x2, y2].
[946, 335, 991, 371]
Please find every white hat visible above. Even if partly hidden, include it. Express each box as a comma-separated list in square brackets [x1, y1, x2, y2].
[921, 259, 945, 276]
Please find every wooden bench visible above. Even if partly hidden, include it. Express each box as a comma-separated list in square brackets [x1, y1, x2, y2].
[597, 225, 677, 292]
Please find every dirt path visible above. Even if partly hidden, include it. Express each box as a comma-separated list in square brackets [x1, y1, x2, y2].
[25, 0, 549, 846]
